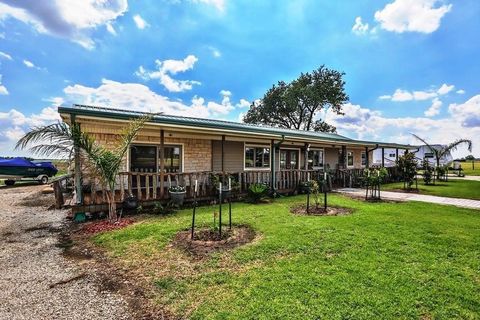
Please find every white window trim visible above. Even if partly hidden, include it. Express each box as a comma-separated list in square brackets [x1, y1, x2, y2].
[347, 150, 355, 168]
[243, 142, 271, 171]
[308, 148, 325, 170]
[360, 151, 367, 168]
[127, 142, 185, 173]
[279, 147, 301, 170]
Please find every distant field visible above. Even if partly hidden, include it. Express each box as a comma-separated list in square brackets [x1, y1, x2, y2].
[459, 160, 480, 176]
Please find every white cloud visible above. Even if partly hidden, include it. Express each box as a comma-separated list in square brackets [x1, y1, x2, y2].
[237, 99, 250, 108]
[391, 89, 414, 101]
[424, 97, 442, 117]
[456, 89, 465, 95]
[0, 0, 128, 49]
[106, 22, 117, 35]
[374, 0, 452, 34]
[133, 14, 148, 29]
[380, 83, 455, 102]
[0, 74, 8, 95]
[0, 51, 12, 60]
[352, 16, 369, 35]
[191, 0, 225, 11]
[136, 55, 201, 92]
[329, 96, 480, 157]
[437, 83, 454, 95]
[23, 59, 35, 68]
[208, 46, 221, 58]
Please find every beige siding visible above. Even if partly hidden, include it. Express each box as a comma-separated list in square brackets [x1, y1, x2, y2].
[325, 147, 339, 169]
[212, 140, 245, 172]
[165, 137, 211, 172]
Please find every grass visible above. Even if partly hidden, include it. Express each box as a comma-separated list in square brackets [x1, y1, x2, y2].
[460, 160, 480, 176]
[383, 179, 480, 200]
[93, 194, 480, 319]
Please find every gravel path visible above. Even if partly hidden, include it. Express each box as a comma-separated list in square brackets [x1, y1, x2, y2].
[0, 185, 133, 320]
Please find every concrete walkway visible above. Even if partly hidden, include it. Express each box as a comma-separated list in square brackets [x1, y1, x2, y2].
[449, 175, 480, 182]
[336, 188, 480, 210]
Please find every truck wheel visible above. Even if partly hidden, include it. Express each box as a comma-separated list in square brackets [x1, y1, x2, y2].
[40, 176, 49, 185]
[5, 180, 15, 186]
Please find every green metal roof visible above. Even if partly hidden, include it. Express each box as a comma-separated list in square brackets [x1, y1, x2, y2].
[58, 104, 413, 149]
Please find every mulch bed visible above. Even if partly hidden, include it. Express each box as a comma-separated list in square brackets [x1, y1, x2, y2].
[81, 218, 136, 235]
[388, 188, 420, 193]
[173, 225, 256, 257]
[291, 205, 353, 216]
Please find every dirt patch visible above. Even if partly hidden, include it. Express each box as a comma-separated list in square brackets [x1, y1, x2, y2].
[173, 225, 256, 257]
[388, 188, 420, 193]
[80, 218, 136, 235]
[18, 191, 56, 208]
[291, 205, 353, 216]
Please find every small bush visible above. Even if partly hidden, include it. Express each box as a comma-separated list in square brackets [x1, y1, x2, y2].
[422, 160, 434, 185]
[246, 183, 269, 203]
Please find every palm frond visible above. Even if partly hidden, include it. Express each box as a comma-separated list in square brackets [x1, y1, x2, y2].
[440, 139, 473, 157]
[411, 133, 439, 157]
[15, 122, 73, 152]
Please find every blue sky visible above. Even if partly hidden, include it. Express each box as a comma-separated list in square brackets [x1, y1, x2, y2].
[0, 0, 479, 157]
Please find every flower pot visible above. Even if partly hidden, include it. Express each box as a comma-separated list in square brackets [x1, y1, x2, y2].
[169, 191, 186, 206]
[123, 196, 138, 210]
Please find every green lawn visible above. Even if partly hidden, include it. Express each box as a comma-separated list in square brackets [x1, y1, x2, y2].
[93, 195, 480, 319]
[460, 161, 480, 176]
[383, 179, 480, 200]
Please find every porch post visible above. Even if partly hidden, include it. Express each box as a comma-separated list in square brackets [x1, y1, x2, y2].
[341, 145, 347, 169]
[271, 139, 276, 192]
[396, 148, 399, 162]
[381, 147, 385, 167]
[304, 143, 309, 170]
[72, 114, 83, 205]
[221, 135, 225, 173]
[159, 129, 165, 198]
[365, 146, 369, 169]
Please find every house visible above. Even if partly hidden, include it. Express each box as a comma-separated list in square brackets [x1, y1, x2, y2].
[58, 104, 412, 210]
[372, 145, 453, 167]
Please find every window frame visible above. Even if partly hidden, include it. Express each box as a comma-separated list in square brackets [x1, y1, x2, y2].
[347, 150, 354, 168]
[361, 151, 367, 167]
[244, 143, 271, 171]
[307, 148, 325, 169]
[128, 142, 185, 174]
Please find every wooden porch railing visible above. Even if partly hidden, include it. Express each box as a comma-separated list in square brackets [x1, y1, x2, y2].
[77, 167, 404, 207]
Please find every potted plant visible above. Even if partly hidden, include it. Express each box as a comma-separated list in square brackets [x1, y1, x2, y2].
[169, 185, 186, 206]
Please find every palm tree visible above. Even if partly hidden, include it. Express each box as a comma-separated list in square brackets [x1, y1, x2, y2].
[16, 115, 151, 222]
[411, 134, 472, 177]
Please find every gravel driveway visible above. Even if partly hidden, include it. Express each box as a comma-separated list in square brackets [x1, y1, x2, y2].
[0, 184, 132, 320]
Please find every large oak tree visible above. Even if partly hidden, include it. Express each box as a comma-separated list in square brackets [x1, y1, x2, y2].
[243, 66, 348, 133]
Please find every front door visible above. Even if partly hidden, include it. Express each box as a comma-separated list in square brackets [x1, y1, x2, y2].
[280, 150, 299, 170]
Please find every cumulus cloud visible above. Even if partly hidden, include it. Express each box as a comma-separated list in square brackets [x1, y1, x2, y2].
[374, 0, 452, 33]
[133, 14, 148, 29]
[136, 55, 201, 92]
[424, 97, 442, 117]
[456, 89, 465, 95]
[329, 95, 480, 157]
[380, 83, 455, 102]
[352, 16, 369, 35]
[0, 0, 128, 49]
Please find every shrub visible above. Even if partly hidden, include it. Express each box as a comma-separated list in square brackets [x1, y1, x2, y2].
[153, 201, 175, 215]
[246, 183, 269, 203]
[422, 160, 434, 185]
[397, 152, 418, 189]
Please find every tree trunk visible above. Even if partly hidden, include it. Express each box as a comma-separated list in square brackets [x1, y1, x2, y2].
[107, 191, 117, 222]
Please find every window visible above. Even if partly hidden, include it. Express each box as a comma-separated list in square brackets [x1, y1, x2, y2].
[162, 145, 182, 173]
[361, 151, 367, 166]
[280, 149, 299, 170]
[245, 146, 270, 169]
[347, 151, 354, 167]
[424, 152, 434, 159]
[130, 145, 157, 173]
[308, 149, 324, 169]
[389, 153, 396, 158]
